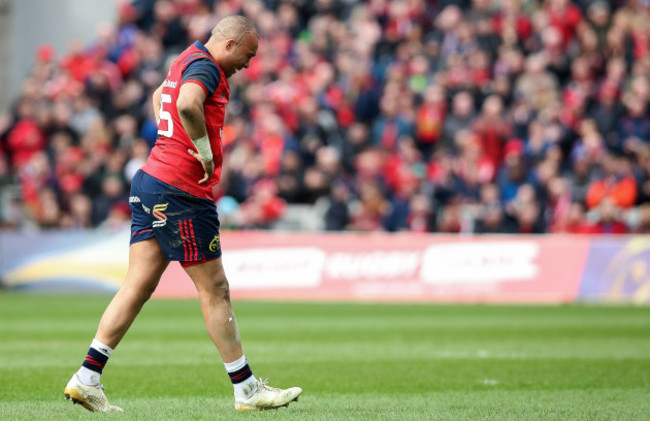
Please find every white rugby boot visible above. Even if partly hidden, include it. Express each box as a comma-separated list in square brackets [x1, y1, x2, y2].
[235, 378, 302, 411]
[64, 373, 123, 412]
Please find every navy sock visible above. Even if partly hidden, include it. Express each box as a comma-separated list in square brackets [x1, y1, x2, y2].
[228, 363, 253, 384]
[82, 348, 109, 374]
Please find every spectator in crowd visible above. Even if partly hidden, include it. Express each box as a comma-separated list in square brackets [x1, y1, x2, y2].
[591, 196, 629, 233]
[585, 153, 637, 210]
[1, 0, 649, 234]
[473, 182, 507, 233]
[441, 91, 476, 152]
[415, 85, 446, 159]
[323, 181, 351, 231]
[471, 94, 512, 170]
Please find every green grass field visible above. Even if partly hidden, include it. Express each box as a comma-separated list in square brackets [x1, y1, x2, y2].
[0, 294, 648, 421]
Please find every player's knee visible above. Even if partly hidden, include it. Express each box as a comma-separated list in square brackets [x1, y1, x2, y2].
[213, 274, 231, 296]
[123, 279, 157, 304]
[203, 273, 230, 300]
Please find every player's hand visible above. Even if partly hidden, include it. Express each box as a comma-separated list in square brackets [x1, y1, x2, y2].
[187, 149, 215, 184]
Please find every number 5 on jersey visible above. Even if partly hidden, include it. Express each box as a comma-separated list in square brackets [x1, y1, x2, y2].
[158, 93, 173, 137]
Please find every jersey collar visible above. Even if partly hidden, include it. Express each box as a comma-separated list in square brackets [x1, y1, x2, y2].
[193, 40, 213, 58]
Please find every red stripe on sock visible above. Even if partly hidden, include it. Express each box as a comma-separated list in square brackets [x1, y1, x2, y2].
[84, 356, 105, 369]
[231, 370, 251, 381]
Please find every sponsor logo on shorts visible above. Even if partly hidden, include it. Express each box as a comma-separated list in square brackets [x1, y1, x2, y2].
[209, 235, 220, 252]
[129, 196, 140, 203]
[152, 203, 169, 228]
[142, 204, 151, 214]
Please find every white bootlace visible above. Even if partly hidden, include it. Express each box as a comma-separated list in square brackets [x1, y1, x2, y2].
[257, 378, 282, 392]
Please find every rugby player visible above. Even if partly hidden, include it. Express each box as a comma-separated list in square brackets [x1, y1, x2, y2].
[64, 15, 302, 412]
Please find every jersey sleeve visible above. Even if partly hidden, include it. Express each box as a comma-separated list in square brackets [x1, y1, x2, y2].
[181, 58, 221, 97]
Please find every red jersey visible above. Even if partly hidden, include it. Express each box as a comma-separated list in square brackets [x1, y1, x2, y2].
[142, 42, 230, 200]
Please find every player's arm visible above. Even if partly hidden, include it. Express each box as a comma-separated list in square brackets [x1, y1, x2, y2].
[152, 83, 164, 123]
[177, 82, 214, 184]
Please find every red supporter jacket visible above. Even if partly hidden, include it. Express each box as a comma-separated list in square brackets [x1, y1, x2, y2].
[142, 43, 229, 200]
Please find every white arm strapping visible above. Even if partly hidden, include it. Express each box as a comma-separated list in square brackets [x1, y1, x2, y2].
[191, 134, 213, 161]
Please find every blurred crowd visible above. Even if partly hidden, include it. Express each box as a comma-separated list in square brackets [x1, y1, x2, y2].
[1, 0, 650, 234]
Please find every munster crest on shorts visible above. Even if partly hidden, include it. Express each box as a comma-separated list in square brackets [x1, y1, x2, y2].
[209, 235, 220, 252]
